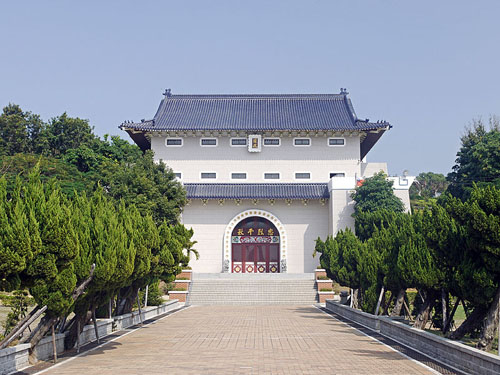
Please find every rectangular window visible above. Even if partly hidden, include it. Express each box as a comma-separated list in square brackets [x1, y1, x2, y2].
[165, 138, 183, 146]
[231, 138, 247, 146]
[328, 138, 345, 146]
[231, 172, 247, 180]
[295, 172, 311, 179]
[263, 138, 280, 146]
[201, 172, 217, 179]
[201, 138, 217, 146]
[294, 138, 311, 146]
[174, 172, 182, 179]
[264, 173, 280, 180]
[330, 172, 345, 178]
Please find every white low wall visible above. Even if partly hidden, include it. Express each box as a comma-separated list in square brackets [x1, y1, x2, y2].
[78, 319, 114, 348]
[32, 333, 66, 365]
[0, 300, 180, 374]
[378, 317, 500, 375]
[0, 344, 30, 375]
[325, 300, 500, 375]
[325, 300, 380, 331]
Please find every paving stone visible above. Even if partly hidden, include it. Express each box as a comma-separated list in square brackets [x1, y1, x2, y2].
[41, 306, 433, 374]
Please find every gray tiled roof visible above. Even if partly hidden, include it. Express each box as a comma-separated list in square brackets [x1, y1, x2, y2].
[184, 183, 330, 200]
[119, 93, 390, 132]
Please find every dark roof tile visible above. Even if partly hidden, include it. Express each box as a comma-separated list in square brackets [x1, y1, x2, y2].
[119, 94, 390, 132]
[184, 183, 329, 200]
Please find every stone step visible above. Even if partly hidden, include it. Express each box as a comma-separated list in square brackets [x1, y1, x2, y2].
[187, 275, 319, 305]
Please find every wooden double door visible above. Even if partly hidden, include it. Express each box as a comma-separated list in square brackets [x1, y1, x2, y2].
[232, 243, 280, 273]
[231, 216, 280, 273]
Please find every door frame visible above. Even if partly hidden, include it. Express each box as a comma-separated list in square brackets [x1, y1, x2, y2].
[223, 209, 287, 273]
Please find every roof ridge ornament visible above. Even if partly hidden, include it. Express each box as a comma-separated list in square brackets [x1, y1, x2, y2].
[163, 88, 172, 98]
[340, 88, 349, 95]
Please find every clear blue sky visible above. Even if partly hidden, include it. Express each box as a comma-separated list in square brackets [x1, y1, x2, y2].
[1, 1, 499, 176]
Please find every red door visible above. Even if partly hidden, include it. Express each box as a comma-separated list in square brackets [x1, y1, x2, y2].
[231, 217, 280, 273]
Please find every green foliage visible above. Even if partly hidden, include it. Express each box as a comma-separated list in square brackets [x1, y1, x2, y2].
[145, 281, 164, 306]
[45, 113, 95, 156]
[410, 172, 448, 200]
[351, 172, 405, 215]
[0, 154, 89, 196]
[2, 290, 31, 336]
[442, 185, 500, 307]
[98, 151, 186, 225]
[447, 117, 500, 200]
[0, 103, 193, 336]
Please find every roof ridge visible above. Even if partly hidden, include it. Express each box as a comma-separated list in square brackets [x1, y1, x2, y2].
[183, 183, 328, 186]
[164, 94, 345, 99]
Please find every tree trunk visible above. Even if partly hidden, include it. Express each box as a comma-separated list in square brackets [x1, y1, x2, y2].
[51, 325, 57, 363]
[476, 285, 500, 351]
[92, 307, 100, 345]
[414, 290, 436, 330]
[116, 285, 139, 316]
[26, 315, 59, 364]
[374, 286, 385, 316]
[64, 310, 92, 351]
[28, 264, 96, 354]
[0, 305, 47, 349]
[383, 292, 394, 316]
[391, 289, 406, 317]
[447, 305, 488, 340]
[444, 298, 460, 334]
[351, 289, 360, 309]
[441, 288, 448, 333]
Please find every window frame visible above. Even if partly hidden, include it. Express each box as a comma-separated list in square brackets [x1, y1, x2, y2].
[294, 172, 311, 180]
[263, 138, 281, 147]
[293, 137, 311, 147]
[329, 172, 346, 178]
[174, 172, 182, 180]
[230, 137, 247, 147]
[230, 172, 247, 180]
[165, 137, 183, 147]
[200, 138, 218, 147]
[263, 172, 281, 180]
[327, 137, 346, 147]
[200, 171, 217, 180]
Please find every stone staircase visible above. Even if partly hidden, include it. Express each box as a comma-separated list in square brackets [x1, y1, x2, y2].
[187, 273, 318, 305]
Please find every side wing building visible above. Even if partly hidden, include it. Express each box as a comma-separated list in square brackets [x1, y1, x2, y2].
[120, 90, 413, 274]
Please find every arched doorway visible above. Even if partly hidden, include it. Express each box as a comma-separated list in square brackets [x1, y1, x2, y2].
[231, 216, 280, 273]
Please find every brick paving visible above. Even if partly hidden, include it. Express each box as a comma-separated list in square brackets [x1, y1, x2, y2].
[37, 305, 435, 375]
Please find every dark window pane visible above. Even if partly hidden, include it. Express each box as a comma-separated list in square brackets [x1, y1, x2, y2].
[257, 246, 266, 262]
[174, 173, 182, 178]
[231, 173, 247, 179]
[264, 173, 280, 179]
[330, 172, 345, 178]
[166, 138, 182, 146]
[201, 138, 217, 146]
[246, 246, 255, 262]
[269, 245, 279, 261]
[231, 138, 247, 146]
[294, 138, 310, 146]
[295, 172, 310, 179]
[233, 246, 242, 261]
[264, 138, 280, 146]
[329, 138, 345, 146]
[201, 172, 216, 179]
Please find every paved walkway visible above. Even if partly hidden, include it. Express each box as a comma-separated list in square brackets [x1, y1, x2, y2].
[38, 306, 435, 375]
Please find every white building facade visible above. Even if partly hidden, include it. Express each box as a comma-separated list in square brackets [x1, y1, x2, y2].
[121, 91, 413, 274]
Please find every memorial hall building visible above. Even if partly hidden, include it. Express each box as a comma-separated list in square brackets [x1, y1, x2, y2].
[120, 90, 413, 274]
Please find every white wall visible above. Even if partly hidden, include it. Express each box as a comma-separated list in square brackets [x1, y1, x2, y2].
[182, 199, 329, 273]
[361, 162, 388, 177]
[151, 135, 362, 183]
